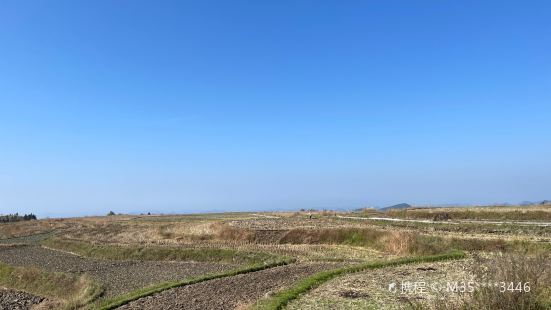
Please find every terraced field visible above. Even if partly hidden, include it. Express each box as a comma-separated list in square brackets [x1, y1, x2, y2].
[0, 245, 237, 297]
[118, 263, 341, 310]
[0, 207, 550, 309]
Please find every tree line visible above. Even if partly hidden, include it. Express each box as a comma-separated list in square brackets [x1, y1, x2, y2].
[0, 213, 37, 223]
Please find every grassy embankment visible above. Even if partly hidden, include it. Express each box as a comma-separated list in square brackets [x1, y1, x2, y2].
[42, 238, 281, 265]
[252, 251, 465, 310]
[0, 261, 102, 310]
[279, 227, 551, 255]
[385, 206, 551, 221]
[360, 217, 551, 237]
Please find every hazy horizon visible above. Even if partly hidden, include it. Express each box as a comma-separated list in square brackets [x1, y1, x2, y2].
[7, 200, 551, 219]
[1, 1, 550, 217]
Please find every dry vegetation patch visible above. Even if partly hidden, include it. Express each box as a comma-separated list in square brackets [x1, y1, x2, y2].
[0, 219, 65, 239]
[0, 261, 102, 309]
[435, 253, 551, 309]
[254, 251, 465, 310]
[285, 257, 474, 310]
[278, 226, 551, 257]
[41, 238, 280, 265]
[386, 205, 551, 221]
[285, 252, 551, 310]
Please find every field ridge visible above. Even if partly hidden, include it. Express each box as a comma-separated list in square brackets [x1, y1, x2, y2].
[96, 257, 295, 310]
[252, 250, 465, 310]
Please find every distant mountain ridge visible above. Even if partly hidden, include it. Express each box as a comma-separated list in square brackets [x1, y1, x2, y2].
[378, 201, 551, 211]
[379, 203, 412, 211]
[520, 200, 551, 206]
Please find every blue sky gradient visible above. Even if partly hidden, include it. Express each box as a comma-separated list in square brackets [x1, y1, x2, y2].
[1, 1, 550, 217]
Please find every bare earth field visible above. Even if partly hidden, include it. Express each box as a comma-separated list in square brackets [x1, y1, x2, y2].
[0, 205, 550, 309]
[119, 262, 341, 310]
[0, 288, 47, 310]
[0, 245, 237, 297]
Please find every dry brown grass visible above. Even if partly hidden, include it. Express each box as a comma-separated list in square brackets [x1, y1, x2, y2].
[0, 262, 102, 309]
[60, 218, 224, 244]
[0, 219, 66, 239]
[62, 219, 276, 246]
[279, 227, 415, 255]
[5, 214, 546, 256]
[212, 222, 255, 242]
[277, 226, 550, 256]
[471, 253, 551, 309]
[387, 205, 551, 221]
[432, 253, 551, 310]
[380, 230, 416, 255]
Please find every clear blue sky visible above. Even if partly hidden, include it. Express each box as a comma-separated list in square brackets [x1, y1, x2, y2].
[1, 1, 550, 217]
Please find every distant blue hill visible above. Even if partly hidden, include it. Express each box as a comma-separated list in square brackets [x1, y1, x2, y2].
[520, 200, 550, 206]
[379, 203, 412, 211]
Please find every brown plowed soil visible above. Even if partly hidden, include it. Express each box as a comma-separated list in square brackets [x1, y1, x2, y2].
[0, 288, 47, 310]
[0, 245, 237, 297]
[118, 262, 342, 310]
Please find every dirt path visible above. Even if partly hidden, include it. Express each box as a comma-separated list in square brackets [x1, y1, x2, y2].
[117, 262, 342, 310]
[0, 245, 237, 297]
